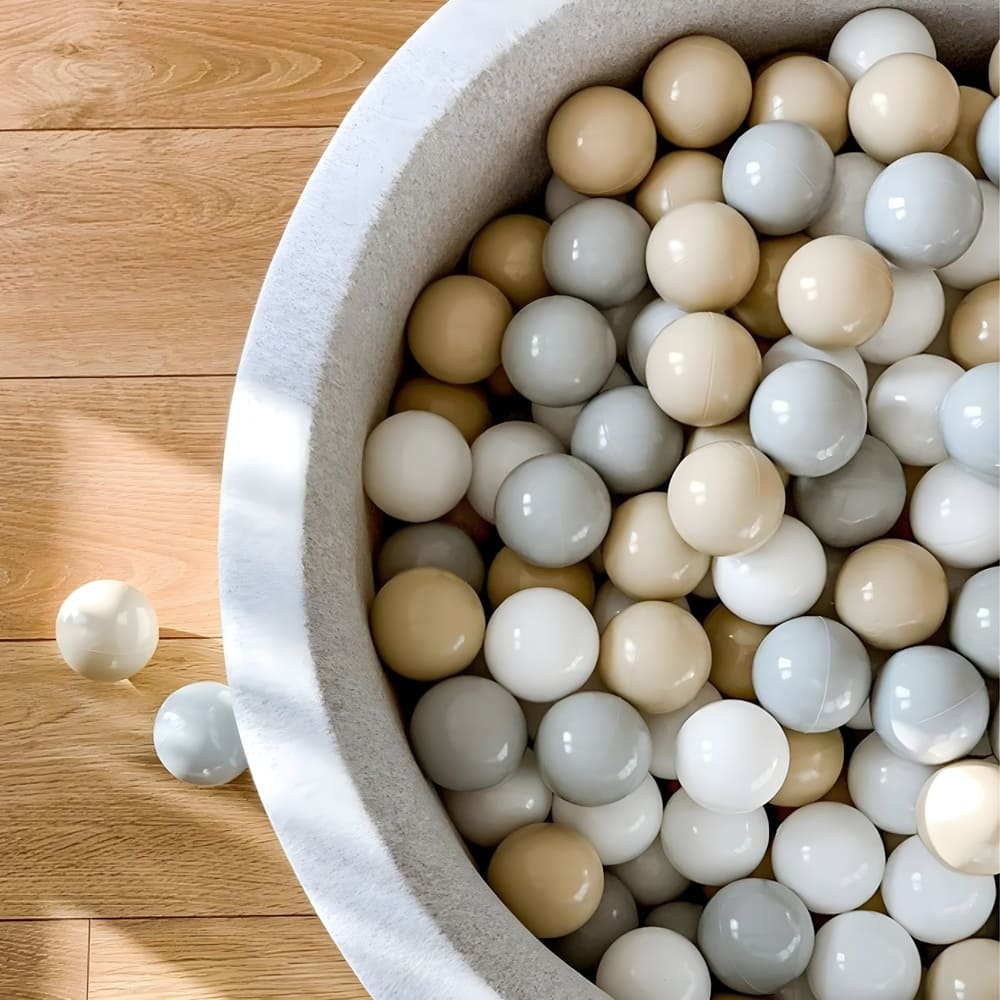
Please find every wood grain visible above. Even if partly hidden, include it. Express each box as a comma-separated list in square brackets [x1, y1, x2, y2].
[0, 1, 440, 130]
[0, 639, 310, 918]
[0, 921, 89, 1000]
[0, 128, 333, 378]
[0, 377, 229, 639]
[88, 917, 365, 1000]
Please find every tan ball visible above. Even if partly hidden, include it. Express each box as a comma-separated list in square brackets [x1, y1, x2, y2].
[370, 568, 485, 681]
[942, 86, 994, 177]
[642, 35, 752, 147]
[486, 547, 595, 609]
[949, 280, 1000, 368]
[771, 729, 845, 807]
[926, 939, 1000, 1000]
[546, 86, 657, 196]
[667, 442, 786, 557]
[685, 415, 790, 486]
[599, 600, 711, 713]
[468, 214, 552, 307]
[731, 234, 810, 340]
[443, 497, 491, 546]
[916, 760, 1000, 875]
[777, 235, 894, 348]
[487, 823, 604, 938]
[634, 150, 725, 226]
[392, 377, 491, 444]
[601, 492, 710, 600]
[703, 604, 770, 700]
[834, 539, 948, 650]
[848, 53, 960, 162]
[749, 55, 850, 151]
[646, 202, 760, 312]
[645, 312, 762, 427]
[406, 275, 512, 384]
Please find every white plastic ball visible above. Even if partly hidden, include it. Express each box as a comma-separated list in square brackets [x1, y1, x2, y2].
[597, 926, 711, 1000]
[713, 516, 827, 627]
[676, 700, 790, 814]
[761, 337, 868, 394]
[950, 566, 1000, 677]
[772, 802, 885, 914]
[611, 838, 690, 907]
[545, 174, 587, 220]
[484, 588, 598, 702]
[660, 789, 769, 886]
[55, 579, 159, 682]
[808, 152, 883, 241]
[939, 362, 1000, 481]
[153, 681, 247, 786]
[881, 835, 997, 944]
[978, 97, 1000, 185]
[937, 180, 1000, 291]
[552, 773, 663, 865]
[828, 8, 936, 84]
[858, 265, 945, 365]
[645, 682, 722, 780]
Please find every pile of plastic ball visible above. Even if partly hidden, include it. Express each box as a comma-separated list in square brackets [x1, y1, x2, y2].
[363, 9, 999, 1000]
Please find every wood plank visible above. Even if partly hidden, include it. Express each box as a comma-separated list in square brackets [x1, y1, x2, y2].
[89, 917, 367, 999]
[0, 128, 332, 378]
[0, 0, 440, 130]
[0, 639, 310, 918]
[0, 921, 89, 1000]
[0, 376, 229, 639]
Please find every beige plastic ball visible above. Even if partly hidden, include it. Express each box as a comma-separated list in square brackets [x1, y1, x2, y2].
[56, 580, 159, 682]
[391, 377, 491, 444]
[942, 86, 994, 178]
[703, 604, 770, 700]
[949, 280, 1000, 368]
[731, 234, 810, 340]
[468, 214, 552, 307]
[633, 150, 724, 226]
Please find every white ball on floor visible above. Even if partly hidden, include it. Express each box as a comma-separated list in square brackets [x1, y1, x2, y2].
[153, 681, 247, 786]
[597, 926, 711, 1000]
[55, 579, 159, 682]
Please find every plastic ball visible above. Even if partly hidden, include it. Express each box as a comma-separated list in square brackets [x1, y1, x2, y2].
[937, 180, 1000, 290]
[925, 938, 1000, 1000]
[611, 838, 690, 907]
[532, 363, 632, 448]
[551, 873, 638, 973]
[645, 901, 703, 941]
[553, 773, 663, 865]
[376, 522, 485, 590]
[722, 121, 834, 235]
[731, 234, 811, 340]
[592, 580, 637, 633]
[944, 86, 995, 177]
[627, 297, 686, 385]
[534, 691, 651, 806]
[881, 834, 996, 944]
[698, 879, 815, 995]
[55, 579, 158, 682]
[871, 645, 989, 764]
[494, 453, 611, 568]
[543, 199, 650, 309]
[940, 362, 1000, 483]
[634, 150, 724, 225]
[703, 605, 770, 699]
[486, 546, 595, 610]
[761, 336, 868, 394]
[949, 279, 1000, 368]
[645, 682, 722, 780]
[391, 376, 491, 443]
[468, 213, 551, 308]
[597, 926, 712, 1000]
[676, 699, 790, 813]
[713, 516, 827, 627]
[864, 152, 982, 268]
[772, 729, 845, 808]
[859, 264, 945, 364]
[806, 911, 921, 1000]
[828, 8, 936, 84]
[604, 290, 659, 359]
[544, 174, 587, 220]
[807, 152, 883, 241]
[977, 96, 1000, 185]
[950, 566, 999, 677]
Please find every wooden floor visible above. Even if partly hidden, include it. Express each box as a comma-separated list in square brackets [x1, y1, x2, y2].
[0, 2, 441, 996]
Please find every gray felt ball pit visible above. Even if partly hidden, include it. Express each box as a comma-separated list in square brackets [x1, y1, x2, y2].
[217, 3, 993, 998]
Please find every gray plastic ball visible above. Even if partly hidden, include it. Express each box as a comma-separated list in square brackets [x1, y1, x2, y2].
[495, 453, 612, 568]
[535, 691, 652, 806]
[977, 97, 999, 186]
[543, 199, 651, 308]
[698, 879, 815, 995]
[409, 675, 527, 791]
[793, 436, 906, 548]
[939, 362, 999, 481]
[551, 873, 639, 972]
[501, 295, 617, 406]
[722, 121, 835, 235]
[531, 363, 633, 448]
[626, 297, 687, 384]
[646, 901, 703, 942]
[753, 616, 872, 733]
[950, 567, 999, 678]
[376, 521, 485, 590]
[571, 386, 684, 493]
[871, 646, 989, 765]
[750, 360, 867, 477]
[864, 153, 983, 268]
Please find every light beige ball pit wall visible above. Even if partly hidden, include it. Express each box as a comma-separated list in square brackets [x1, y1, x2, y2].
[218, 2, 991, 998]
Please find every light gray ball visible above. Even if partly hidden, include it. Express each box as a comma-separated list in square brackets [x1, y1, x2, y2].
[551, 873, 639, 972]
[571, 386, 684, 493]
[535, 691, 652, 806]
[410, 676, 527, 791]
[977, 97, 999, 186]
[626, 297, 686, 384]
[376, 522, 485, 590]
[698, 879, 815, 995]
[792, 435, 906, 547]
[753, 616, 872, 733]
[646, 901, 703, 942]
[950, 567, 999, 678]
[603, 287, 658, 359]
[939, 362, 999, 481]
[495, 453, 611, 568]
[543, 199, 651, 308]
[531, 363, 632, 448]
[864, 153, 983, 268]
[722, 121, 834, 235]
[871, 646, 989, 765]
[501, 295, 617, 406]
[750, 360, 867, 477]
